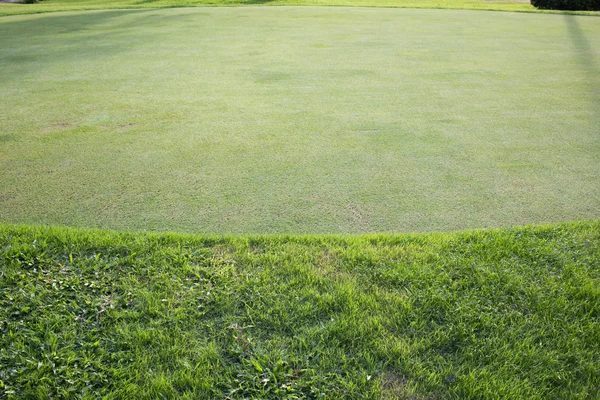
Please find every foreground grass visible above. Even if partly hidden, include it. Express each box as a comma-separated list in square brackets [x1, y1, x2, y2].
[1, 7, 599, 234]
[1, 221, 599, 398]
[0, 0, 544, 18]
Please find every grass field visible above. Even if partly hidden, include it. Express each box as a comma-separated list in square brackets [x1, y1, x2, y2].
[1, 221, 599, 398]
[1, 2, 599, 399]
[0, 0, 544, 17]
[3, 0, 600, 18]
[1, 7, 599, 234]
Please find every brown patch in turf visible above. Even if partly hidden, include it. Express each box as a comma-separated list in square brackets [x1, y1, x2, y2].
[39, 121, 73, 135]
[381, 373, 408, 399]
[116, 123, 137, 131]
[347, 203, 370, 231]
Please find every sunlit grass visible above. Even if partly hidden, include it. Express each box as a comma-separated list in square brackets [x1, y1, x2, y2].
[1, 221, 599, 398]
[1, 7, 599, 234]
[3, 0, 600, 17]
[0, 0, 542, 18]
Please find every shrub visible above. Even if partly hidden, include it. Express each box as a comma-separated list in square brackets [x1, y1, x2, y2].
[531, 0, 600, 10]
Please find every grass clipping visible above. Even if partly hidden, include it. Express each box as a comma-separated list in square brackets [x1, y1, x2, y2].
[1, 222, 599, 399]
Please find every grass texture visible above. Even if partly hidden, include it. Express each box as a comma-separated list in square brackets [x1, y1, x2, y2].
[0, 0, 546, 18]
[1, 221, 599, 398]
[1, 7, 599, 234]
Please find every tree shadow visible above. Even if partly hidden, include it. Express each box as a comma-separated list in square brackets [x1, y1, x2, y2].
[0, 9, 149, 36]
[0, 9, 195, 83]
[563, 15, 600, 114]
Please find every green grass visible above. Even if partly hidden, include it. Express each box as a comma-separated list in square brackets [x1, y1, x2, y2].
[1, 221, 599, 398]
[0, 0, 556, 18]
[1, 3, 598, 399]
[3, 0, 600, 17]
[1, 7, 599, 234]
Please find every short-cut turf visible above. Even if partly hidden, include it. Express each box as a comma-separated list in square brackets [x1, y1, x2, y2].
[1, 7, 599, 234]
[1, 221, 599, 399]
[0, 0, 560, 18]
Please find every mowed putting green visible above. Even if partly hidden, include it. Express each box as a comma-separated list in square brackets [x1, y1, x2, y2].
[1, 7, 599, 234]
[0, 0, 541, 17]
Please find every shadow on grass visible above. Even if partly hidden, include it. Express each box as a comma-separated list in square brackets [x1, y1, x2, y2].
[0, 8, 148, 35]
[0, 10, 148, 82]
[563, 15, 600, 114]
[0, 8, 205, 82]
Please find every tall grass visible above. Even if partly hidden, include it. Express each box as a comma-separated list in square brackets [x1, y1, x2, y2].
[1, 221, 599, 398]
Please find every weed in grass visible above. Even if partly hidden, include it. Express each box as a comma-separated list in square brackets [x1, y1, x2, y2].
[1, 222, 599, 398]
